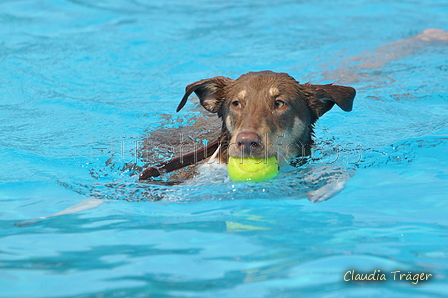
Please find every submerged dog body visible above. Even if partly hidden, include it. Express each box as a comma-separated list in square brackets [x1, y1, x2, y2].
[140, 71, 355, 179]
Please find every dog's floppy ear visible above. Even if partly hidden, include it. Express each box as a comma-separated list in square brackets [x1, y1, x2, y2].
[303, 83, 356, 119]
[176, 76, 234, 113]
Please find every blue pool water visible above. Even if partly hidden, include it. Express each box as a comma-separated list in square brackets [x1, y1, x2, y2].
[1, 0, 448, 297]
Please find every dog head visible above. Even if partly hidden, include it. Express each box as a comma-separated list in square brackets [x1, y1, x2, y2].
[177, 71, 355, 164]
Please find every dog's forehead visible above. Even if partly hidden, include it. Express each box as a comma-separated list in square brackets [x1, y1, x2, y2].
[228, 71, 299, 96]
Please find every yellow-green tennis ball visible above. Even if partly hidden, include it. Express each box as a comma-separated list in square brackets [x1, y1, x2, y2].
[228, 156, 279, 182]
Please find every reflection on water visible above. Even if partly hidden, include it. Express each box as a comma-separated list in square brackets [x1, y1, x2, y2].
[1, 0, 448, 297]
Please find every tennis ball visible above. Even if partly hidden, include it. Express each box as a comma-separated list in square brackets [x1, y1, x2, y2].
[228, 156, 279, 182]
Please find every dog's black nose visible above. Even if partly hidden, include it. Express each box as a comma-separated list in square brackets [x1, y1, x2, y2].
[235, 131, 262, 155]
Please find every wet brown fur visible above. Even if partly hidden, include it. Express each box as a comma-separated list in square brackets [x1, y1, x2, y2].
[140, 71, 355, 179]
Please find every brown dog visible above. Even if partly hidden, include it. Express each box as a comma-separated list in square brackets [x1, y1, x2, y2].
[140, 71, 355, 179]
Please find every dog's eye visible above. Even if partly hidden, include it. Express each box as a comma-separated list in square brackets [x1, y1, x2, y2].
[232, 100, 241, 108]
[274, 100, 286, 108]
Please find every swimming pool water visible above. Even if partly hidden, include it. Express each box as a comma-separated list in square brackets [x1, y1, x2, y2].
[1, 0, 448, 297]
